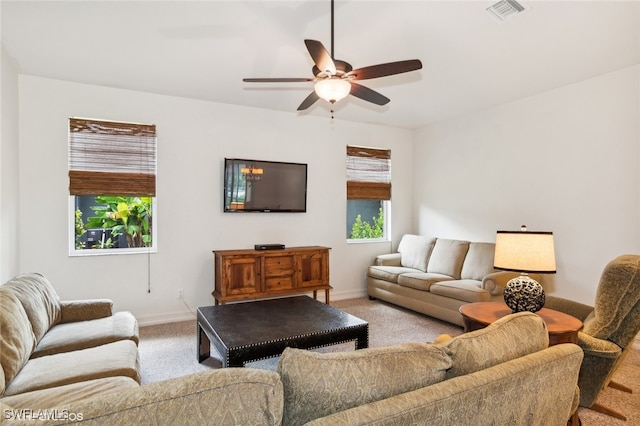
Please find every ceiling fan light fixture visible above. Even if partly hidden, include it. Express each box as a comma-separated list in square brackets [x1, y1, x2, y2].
[314, 78, 351, 103]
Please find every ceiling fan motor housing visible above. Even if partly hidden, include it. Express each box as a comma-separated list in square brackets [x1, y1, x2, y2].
[313, 60, 353, 78]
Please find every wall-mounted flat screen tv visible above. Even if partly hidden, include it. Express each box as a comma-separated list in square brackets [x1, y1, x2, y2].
[224, 158, 308, 212]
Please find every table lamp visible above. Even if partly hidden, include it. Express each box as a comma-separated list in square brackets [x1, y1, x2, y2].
[494, 226, 556, 313]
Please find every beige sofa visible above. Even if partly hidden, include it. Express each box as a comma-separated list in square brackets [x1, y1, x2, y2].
[0, 273, 140, 410]
[367, 234, 526, 326]
[1, 312, 582, 426]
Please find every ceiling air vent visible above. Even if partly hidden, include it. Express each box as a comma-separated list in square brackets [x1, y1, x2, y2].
[486, 0, 526, 22]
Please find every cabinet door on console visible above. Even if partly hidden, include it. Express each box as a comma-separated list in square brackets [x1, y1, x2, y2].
[263, 255, 296, 292]
[220, 256, 261, 296]
[297, 252, 329, 288]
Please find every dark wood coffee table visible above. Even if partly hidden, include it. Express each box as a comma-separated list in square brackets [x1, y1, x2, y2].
[197, 296, 369, 367]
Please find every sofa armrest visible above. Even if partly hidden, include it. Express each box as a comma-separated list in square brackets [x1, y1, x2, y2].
[374, 253, 402, 267]
[544, 295, 594, 322]
[60, 299, 113, 323]
[577, 332, 621, 358]
[53, 368, 283, 425]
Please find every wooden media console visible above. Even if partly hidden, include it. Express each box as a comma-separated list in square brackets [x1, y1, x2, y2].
[212, 246, 331, 305]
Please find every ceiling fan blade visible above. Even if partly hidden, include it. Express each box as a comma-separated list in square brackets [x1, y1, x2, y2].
[297, 91, 320, 111]
[304, 39, 336, 75]
[349, 83, 390, 106]
[347, 59, 423, 81]
[243, 78, 314, 83]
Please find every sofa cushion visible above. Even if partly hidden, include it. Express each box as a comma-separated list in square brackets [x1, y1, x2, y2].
[439, 311, 549, 379]
[397, 272, 453, 291]
[0, 289, 37, 393]
[1, 273, 61, 343]
[461, 242, 496, 281]
[397, 235, 436, 272]
[0, 376, 139, 410]
[54, 369, 284, 426]
[32, 311, 139, 358]
[278, 342, 451, 425]
[3, 339, 140, 396]
[368, 265, 419, 283]
[430, 280, 491, 303]
[427, 239, 470, 279]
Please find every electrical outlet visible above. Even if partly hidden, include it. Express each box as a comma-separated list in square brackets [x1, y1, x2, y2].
[177, 288, 183, 299]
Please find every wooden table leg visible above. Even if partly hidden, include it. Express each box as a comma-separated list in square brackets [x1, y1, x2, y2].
[568, 411, 580, 426]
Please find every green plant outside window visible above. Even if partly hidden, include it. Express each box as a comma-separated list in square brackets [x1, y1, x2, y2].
[75, 196, 153, 250]
[350, 207, 384, 239]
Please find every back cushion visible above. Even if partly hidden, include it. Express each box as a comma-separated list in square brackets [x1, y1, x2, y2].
[2, 273, 61, 342]
[461, 242, 496, 281]
[0, 289, 37, 391]
[584, 255, 640, 348]
[397, 235, 436, 272]
[427, 239, 470, 279]
[439, 311, 548, 379]
[278, 343, 451, 425]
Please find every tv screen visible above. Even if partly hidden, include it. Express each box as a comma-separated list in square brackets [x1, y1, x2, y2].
[224, 158, 307, 212]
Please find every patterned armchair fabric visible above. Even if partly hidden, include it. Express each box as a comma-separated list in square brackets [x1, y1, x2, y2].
[544, 254, 640, 410]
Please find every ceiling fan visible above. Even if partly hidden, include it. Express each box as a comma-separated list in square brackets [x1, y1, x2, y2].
[242, 0, 423, 113]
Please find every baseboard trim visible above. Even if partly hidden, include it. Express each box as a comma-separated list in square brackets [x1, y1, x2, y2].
[331, 288, 368, 301]
[137, 311, 196, 327]
[136, 289, 368, 326]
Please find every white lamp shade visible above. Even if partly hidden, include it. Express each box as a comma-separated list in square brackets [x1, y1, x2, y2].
[314, 78, 351, 103]
[494, 230, 556, 273]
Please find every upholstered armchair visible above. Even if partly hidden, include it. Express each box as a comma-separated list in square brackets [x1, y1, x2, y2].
[544, 254, 640, 421]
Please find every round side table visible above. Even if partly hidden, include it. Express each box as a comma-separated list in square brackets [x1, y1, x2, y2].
[459, 301, 583, 345]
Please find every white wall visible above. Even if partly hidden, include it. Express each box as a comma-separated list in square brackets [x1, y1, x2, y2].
[17, 75, 413, 324]
[1, 44, 20, 282]
[413, 66, 640, 304]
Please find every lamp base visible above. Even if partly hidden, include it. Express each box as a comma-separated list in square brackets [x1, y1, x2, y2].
[503, 275, 545, 313]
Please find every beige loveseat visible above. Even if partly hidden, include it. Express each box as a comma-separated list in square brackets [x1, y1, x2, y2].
[367, 234, 526, 326]
[1, 312, 582, 426]
[0, 273, 140, 410]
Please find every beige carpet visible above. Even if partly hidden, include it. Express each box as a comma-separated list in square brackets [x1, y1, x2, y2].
[138, 297, 639, 425]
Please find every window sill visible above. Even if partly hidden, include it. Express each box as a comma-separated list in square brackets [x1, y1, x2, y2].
[347, 238, 390, 244]
[69, 247, 157, 257]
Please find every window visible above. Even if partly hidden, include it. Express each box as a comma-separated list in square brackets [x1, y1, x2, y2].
[346, 146, 391, 241]
[69, 118, 157, 255]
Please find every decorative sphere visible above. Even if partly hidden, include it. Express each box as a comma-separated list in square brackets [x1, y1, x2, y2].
[503, 276, 545, 313]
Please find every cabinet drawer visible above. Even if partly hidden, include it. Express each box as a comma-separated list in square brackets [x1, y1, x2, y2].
[264, 256, 295, 276]
[265, 276, 295, 291]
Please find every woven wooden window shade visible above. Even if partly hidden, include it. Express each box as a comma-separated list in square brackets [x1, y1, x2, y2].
[69, 118, 157, 196]
[346, 146, 391, 200]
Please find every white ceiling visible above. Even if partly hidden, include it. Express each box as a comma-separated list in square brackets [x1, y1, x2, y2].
[2, 1, 639, 129]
